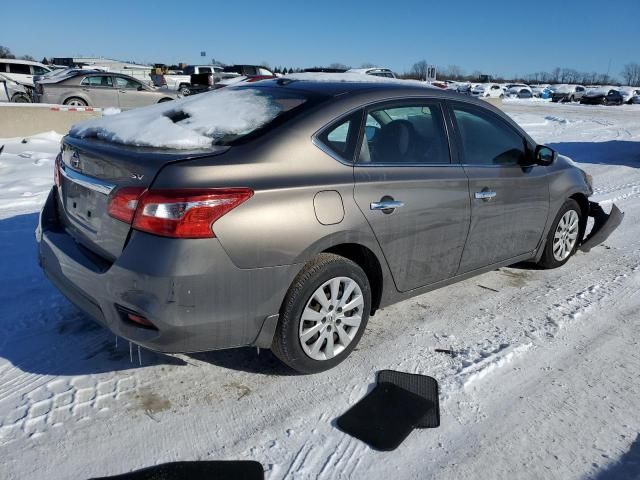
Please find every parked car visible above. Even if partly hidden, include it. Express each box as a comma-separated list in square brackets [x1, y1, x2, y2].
[34, 72, 176, 108]
[471, 83, 504, 98]
[550, 84, 586, 103]
[0, 73, 31, 102]
[619, 87, 640, 104]
[346, 67, 397, 78]
[37, 80, 622, 373]
[0, 58, 52, 86]
[151, 65, 228, 93]
[580, 87, 624, 105]
[506, 84, 533, 98]
[223, 64, 276, 79]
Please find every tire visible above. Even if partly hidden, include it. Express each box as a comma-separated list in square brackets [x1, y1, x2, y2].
[569, 95, 575, 102]
[11, 93, 30, 103]
[272, 253, 372, 374]
[63, 97, 87, 107]
[537, 199, 582, 269]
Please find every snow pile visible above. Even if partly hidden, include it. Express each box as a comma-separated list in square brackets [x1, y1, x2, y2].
[0, 131, 61, 219]
[285, 72, 435, 88]
[70, 88, 282, 149]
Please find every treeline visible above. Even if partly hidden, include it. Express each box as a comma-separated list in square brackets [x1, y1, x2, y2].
[437, 63, 640, 87]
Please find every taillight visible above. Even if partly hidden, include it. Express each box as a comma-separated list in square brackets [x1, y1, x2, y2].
[54, 153, 61, 187]
[107, 187, 146, 223]
[108, 188, 253, 238]
[208, 74, 214, 86]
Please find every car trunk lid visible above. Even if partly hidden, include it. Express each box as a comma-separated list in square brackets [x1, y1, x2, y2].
[57, 135, 229, 261]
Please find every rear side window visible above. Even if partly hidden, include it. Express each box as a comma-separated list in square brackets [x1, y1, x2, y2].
[452, 105, 526, 166]
[358, 104, 450, 165]
[8, 63, 30, 75]
[81, 75, 113, 87]
[317, 112, 362, 162]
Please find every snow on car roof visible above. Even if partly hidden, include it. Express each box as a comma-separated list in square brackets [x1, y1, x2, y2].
[284, 72, 432, 87]
[69, 88, 283, 149]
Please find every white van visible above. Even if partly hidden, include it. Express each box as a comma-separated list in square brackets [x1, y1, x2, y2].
[0, 59, 52, 86]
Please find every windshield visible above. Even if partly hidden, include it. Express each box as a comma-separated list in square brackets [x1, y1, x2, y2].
[69, 87, 325, 149]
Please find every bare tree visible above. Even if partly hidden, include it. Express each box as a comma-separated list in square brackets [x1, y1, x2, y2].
[621, 63, 640, 86]
[411, 60, 430, 81]
[20, 54, 35, 61]
[0, 45, 15, 59]
[360, 62, 377, 68]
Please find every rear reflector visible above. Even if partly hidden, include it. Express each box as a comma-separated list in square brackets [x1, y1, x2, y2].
[108, 187, 253, 238]
[127, 313, 157, 329]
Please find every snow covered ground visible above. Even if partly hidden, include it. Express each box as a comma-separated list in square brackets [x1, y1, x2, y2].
[0, 101, 639, 480]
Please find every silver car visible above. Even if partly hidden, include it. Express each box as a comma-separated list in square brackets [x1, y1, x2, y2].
[35, 72, 176, 108]
[36, 80, 622, 373]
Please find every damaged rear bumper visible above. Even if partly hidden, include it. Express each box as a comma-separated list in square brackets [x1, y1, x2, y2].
[579, 201, 624, 253]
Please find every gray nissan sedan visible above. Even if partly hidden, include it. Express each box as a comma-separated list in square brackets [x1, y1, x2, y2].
[36, 79, 622, 373]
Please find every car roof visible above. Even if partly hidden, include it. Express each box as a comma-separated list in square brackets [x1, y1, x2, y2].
[347, 68, 393, 74]
[0, 58, 49, 67]
[244, 77, 482, 101]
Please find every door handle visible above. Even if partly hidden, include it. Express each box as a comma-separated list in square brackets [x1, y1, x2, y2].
[370, 200, 405, 211]
[474, 190, 497, 201]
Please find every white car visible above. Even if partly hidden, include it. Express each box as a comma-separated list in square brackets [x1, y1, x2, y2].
[0, 59, 51, 86]
[346, 67, 397, 78]
[505, 83, 532, 97]
[619, 87, 640, 104]
[471, 83, 505, 98]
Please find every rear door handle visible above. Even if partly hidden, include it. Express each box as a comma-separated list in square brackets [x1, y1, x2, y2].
[474, 190, 497, 200]
[370, 200, 405, 211]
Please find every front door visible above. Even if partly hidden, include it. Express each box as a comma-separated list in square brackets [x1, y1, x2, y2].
[115, 76, 148, 110]
[448, 102, 550, 273]
[353, 101, 471, 292]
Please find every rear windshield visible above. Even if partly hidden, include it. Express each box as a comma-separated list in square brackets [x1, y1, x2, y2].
[70, 87, 327, 149]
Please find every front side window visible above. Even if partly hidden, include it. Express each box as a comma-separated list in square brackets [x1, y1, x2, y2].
[258, 67, 273, 76]
[81, 75, 113, 87]
[199, 67, 212, 74]
[358, 104, 449, 165]
[115, 77, 141, 89]
[452, 105, 526, 166]
[33, 66, 49, 75]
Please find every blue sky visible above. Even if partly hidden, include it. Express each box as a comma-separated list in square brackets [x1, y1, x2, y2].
[4, 0, 638, 78]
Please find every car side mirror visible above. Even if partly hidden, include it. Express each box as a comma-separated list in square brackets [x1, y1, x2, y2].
[534, 145, 557, 166]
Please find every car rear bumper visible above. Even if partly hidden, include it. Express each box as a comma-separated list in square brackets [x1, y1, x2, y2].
[36, 187, 297, 353]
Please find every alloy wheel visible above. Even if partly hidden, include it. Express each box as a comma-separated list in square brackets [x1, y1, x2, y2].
[553, 209, 579, 261]
[298, 276, 364, 361]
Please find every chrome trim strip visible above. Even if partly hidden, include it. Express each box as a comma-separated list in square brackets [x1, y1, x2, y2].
[60, 163, 116, 195]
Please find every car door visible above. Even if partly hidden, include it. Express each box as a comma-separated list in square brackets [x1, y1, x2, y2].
[79, 74, 118, 107]
[115, 76, 150, 109]
[351, 100, 471, 292]
[448, 101, 550, 273]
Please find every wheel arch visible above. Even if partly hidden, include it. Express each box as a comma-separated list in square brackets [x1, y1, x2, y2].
[322, 243, 384, 315]
[569, 192, 589, 243]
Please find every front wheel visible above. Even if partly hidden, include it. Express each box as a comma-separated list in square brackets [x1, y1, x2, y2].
[272, 253, 371, 374]
[538, 199, 582, 269]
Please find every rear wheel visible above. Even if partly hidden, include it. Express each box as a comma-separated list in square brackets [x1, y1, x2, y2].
[272, 253, 371, 374]
[63, 97, 87, 107]
[538, 199, 582, 269]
